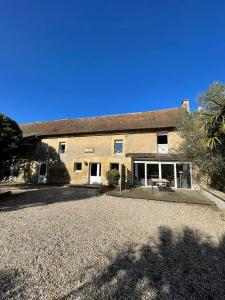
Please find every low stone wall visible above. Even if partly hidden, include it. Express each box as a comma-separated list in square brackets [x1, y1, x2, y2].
[201, 188, 225, 212]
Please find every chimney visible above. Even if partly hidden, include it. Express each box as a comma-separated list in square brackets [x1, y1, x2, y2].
[181, 99, 190, 112]
[198, 106, 205, 112]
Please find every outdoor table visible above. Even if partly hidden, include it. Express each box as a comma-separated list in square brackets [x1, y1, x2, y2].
[151, 178, 170, 186]
[150, 178, 170, 195]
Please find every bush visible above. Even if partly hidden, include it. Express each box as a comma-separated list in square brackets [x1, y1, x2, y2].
[0, 113, 22, 180]
[106, 169, 120, 186]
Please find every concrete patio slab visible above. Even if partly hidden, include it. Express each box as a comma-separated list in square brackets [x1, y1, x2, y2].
[107, 187, 215, 205]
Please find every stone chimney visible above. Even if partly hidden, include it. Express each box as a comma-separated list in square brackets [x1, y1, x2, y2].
[198, 106, 205, 112]
[181, 99, 190, 112]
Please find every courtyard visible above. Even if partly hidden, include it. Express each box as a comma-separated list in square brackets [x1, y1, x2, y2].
[0, 186, 225, 299]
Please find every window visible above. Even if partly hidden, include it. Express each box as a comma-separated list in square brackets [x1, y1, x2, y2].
[157, 132, 168, 144]
[157, 132, 168, 154]
[74, 162, 82, 172]
[114, 140, 123, 154]
[110, 163, 119, 170]
[176, 163, 191, 189]
[134, 163, 145, 186]
[147, 164, 159, 186]
[58, 142, 66, 154]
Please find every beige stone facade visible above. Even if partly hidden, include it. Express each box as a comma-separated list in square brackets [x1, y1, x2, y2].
[20, 103, 193, 188]
[40, 129, 182, 185]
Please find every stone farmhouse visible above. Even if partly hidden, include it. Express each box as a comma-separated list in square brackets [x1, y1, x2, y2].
[19, 100, 193, 189]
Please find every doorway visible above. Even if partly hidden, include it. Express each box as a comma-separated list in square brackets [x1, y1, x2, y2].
[90, 163, 101, 184]
[38, 162, 47, 184]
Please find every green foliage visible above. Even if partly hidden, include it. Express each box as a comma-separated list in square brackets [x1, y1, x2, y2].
[199, 82, 225, 151]
[177, 82, 225, 191]
[0, 113, 22, 162]
[0, 113, 22, 180]
[106, 169, 120, 186]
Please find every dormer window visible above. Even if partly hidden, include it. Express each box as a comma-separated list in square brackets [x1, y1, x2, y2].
[58, 142, 66, 154]
[157, 132, 168, 154]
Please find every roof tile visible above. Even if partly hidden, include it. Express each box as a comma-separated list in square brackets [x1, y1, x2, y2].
[20, 108, 180, 137]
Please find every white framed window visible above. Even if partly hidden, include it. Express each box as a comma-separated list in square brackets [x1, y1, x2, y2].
[58, 142, 66, 154]
[114, 140, 123, 154]
[133, 161, 192, 189]
[157, 132, 168, 154]
[74, 162, 82, 172]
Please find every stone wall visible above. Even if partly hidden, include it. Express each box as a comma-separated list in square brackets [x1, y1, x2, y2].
[40, 130, 182, 185]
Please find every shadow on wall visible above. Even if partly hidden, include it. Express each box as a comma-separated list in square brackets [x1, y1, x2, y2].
[60, 226, 225, 300]
[0, 142, 71, 184]
[22, 142, 71, 184]
[0, 160, 21, 181]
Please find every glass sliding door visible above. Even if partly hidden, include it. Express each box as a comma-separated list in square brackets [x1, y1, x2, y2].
[133, 161, 192, 189]
[161, 164, 175, 187]
[147, 164, 159, 186]
[133, 163, 145, 186]
[176, 163, 191, 189]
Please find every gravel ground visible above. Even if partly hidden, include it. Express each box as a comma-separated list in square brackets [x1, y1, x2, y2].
[1, 190, 225, 299]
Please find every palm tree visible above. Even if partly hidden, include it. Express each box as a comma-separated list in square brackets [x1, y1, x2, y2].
[200, 83, 225, 150]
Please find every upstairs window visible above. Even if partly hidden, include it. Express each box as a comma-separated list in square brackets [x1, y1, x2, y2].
[157, 132, 168, 144]
[157, 132, 168, 154]
[114, 140, 123, 154]
[74, 162, 82, 172]
[58, 142, 66, 154]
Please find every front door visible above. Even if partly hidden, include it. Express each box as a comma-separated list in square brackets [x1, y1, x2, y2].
[38, 162, 47, 183]
[90, 163, 101, 184]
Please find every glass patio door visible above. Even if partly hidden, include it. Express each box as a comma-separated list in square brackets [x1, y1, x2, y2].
[161, 163, 175, 188]
[176, 163, 191, 189]
[147, 164, 159, 186]
[134, 163, 145, 186]
[133, 161, 192, 189]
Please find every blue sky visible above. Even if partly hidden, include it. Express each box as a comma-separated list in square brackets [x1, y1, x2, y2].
[0, 0, 225, 123]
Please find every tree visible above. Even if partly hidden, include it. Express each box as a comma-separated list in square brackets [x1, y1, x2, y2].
[199, 82, 225, 150]
[177, 82, 225, 191]
[0, 113, 22, 179]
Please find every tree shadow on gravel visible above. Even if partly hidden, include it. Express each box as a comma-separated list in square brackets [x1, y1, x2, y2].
[0, 269, 26, 299]
[60, 226, 225, 300]
[0, 186, 100, 212]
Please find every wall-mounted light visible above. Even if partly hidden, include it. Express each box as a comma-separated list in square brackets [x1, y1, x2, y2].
[84, 161, 88, 167]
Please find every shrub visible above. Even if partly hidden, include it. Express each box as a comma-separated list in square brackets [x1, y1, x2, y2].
[106, 169, 120, 186]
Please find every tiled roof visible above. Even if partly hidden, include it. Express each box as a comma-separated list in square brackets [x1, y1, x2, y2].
[20, 108, 180, 137]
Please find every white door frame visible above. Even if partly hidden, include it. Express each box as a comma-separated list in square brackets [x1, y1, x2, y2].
[133, 161, 192, 189]
[89, 163, 101, 185]
[38, 161, 48, 184]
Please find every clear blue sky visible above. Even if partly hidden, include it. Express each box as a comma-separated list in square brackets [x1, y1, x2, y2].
[0, 0, 225, 124]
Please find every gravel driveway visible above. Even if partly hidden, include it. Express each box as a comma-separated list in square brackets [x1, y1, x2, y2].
[1, 188, 225, 299]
